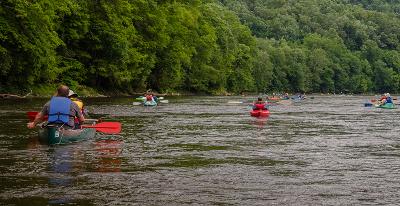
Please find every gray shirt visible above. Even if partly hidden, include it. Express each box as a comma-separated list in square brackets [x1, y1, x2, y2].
[41, 100, 83, 127]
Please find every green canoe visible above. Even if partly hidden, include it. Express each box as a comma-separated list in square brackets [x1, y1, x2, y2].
[375, 103, 396, 109]
[38, 125, 96, 145]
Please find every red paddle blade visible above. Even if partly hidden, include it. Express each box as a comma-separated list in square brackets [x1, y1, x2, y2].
[27, 111, 39, 122]
[82, 122, 121, 134]
[27, 111, 48, 122]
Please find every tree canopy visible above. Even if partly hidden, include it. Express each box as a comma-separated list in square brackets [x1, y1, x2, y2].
[1, 0, 400, 94]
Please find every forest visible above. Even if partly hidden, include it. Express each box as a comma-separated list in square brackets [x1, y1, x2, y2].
[1, 0, 400, 95]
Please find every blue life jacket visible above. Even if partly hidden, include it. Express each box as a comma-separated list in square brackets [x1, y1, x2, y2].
[48, 97, 72, 125]
[386, 97, 393, 104]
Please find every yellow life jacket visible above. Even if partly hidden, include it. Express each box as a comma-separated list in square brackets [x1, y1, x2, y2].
[71, 98, 84, 110]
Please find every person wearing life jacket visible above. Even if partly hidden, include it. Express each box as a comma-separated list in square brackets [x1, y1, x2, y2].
[68, 90, 85, 115]
[282, 93, 289, 100]
[144, 90, 158, 103]
[253, 97, 268, 110]
[27, 85, 85, 129]
[145, 94, 154, 102]
[68, 90, 87, 128]
[381, 93, 393, 105]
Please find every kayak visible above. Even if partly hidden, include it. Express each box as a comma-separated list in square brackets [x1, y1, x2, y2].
[250, 109, 270, 117]
[375, 103, 396, 109]
[38, 125, 96, 145]
[267, 97, 280, 101]
[135, 96, 159, 106]
[144, 100, 157, 106]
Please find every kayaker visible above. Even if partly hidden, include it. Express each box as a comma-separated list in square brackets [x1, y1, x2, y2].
[254, 97, 265, 105]
[378, 93, 387, 103]
[282, 93, 289, 100]
[381, 93, 393, 105]
[144, 90, 157, 102]
[27, 85, 85, 129]
[253, 97, 268, 110]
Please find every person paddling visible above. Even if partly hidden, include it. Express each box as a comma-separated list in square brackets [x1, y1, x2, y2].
[145, 93, 154, 102]
[27, 85, 85, 129]
[254, 97, 265, 105]
[144, 90, 158, 102]
[253, 97, 268, 110]
[380, 93, 393, 105]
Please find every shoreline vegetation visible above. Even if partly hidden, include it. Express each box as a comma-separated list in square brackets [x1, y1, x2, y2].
[0, 85, 394, 99]
[2, 1, 400, 95]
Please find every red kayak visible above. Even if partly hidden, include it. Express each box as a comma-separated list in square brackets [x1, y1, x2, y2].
[250, 109, 270, 117]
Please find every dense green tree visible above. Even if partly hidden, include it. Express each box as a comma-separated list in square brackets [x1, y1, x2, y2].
[2, 0, 400, 95]
[0, 0, 62, 91]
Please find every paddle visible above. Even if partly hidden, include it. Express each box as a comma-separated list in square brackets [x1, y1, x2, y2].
[27, 111, 48, 122]
[81, 122, 121, 134]
[228, 101, 244, 104]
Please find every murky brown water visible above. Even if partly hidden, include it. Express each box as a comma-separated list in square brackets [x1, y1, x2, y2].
[0, 95, 400, 205]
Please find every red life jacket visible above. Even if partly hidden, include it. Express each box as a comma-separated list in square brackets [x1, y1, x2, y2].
[254, 103, 266, 110]
[146, 95, 153, 101]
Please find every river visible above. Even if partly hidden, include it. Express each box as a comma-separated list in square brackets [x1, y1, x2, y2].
[0, 95, 399, 205]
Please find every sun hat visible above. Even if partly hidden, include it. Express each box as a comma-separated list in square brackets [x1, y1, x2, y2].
[68, 90, 78, 98]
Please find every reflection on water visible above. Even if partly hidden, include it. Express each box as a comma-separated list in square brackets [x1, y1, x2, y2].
[93, 137, 123, 173]
[1, 95, 400, 205]
[48, 146, 75, 204]
[251, 116, 269, 129]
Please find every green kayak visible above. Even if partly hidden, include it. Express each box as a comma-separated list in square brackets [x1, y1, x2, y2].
[144, 100, 157, 106]
[38, 125, 96, 145]
[375, 103, 396, 109]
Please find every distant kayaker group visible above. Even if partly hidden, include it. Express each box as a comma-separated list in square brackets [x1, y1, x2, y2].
[26, 85, 397, 144]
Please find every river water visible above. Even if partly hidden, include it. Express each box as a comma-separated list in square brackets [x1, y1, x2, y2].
[0, 95, 399, 205]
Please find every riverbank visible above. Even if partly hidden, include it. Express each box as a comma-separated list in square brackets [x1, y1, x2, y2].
[1, 84, 392, 99]
[0, 84, 229, 98]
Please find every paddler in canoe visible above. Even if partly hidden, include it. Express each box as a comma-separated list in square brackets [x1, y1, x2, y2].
[27, 85, 85, 129]
[376, 93, 395, 109]
[68, 90, 85, 114]
[68, 90, 88, 128]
